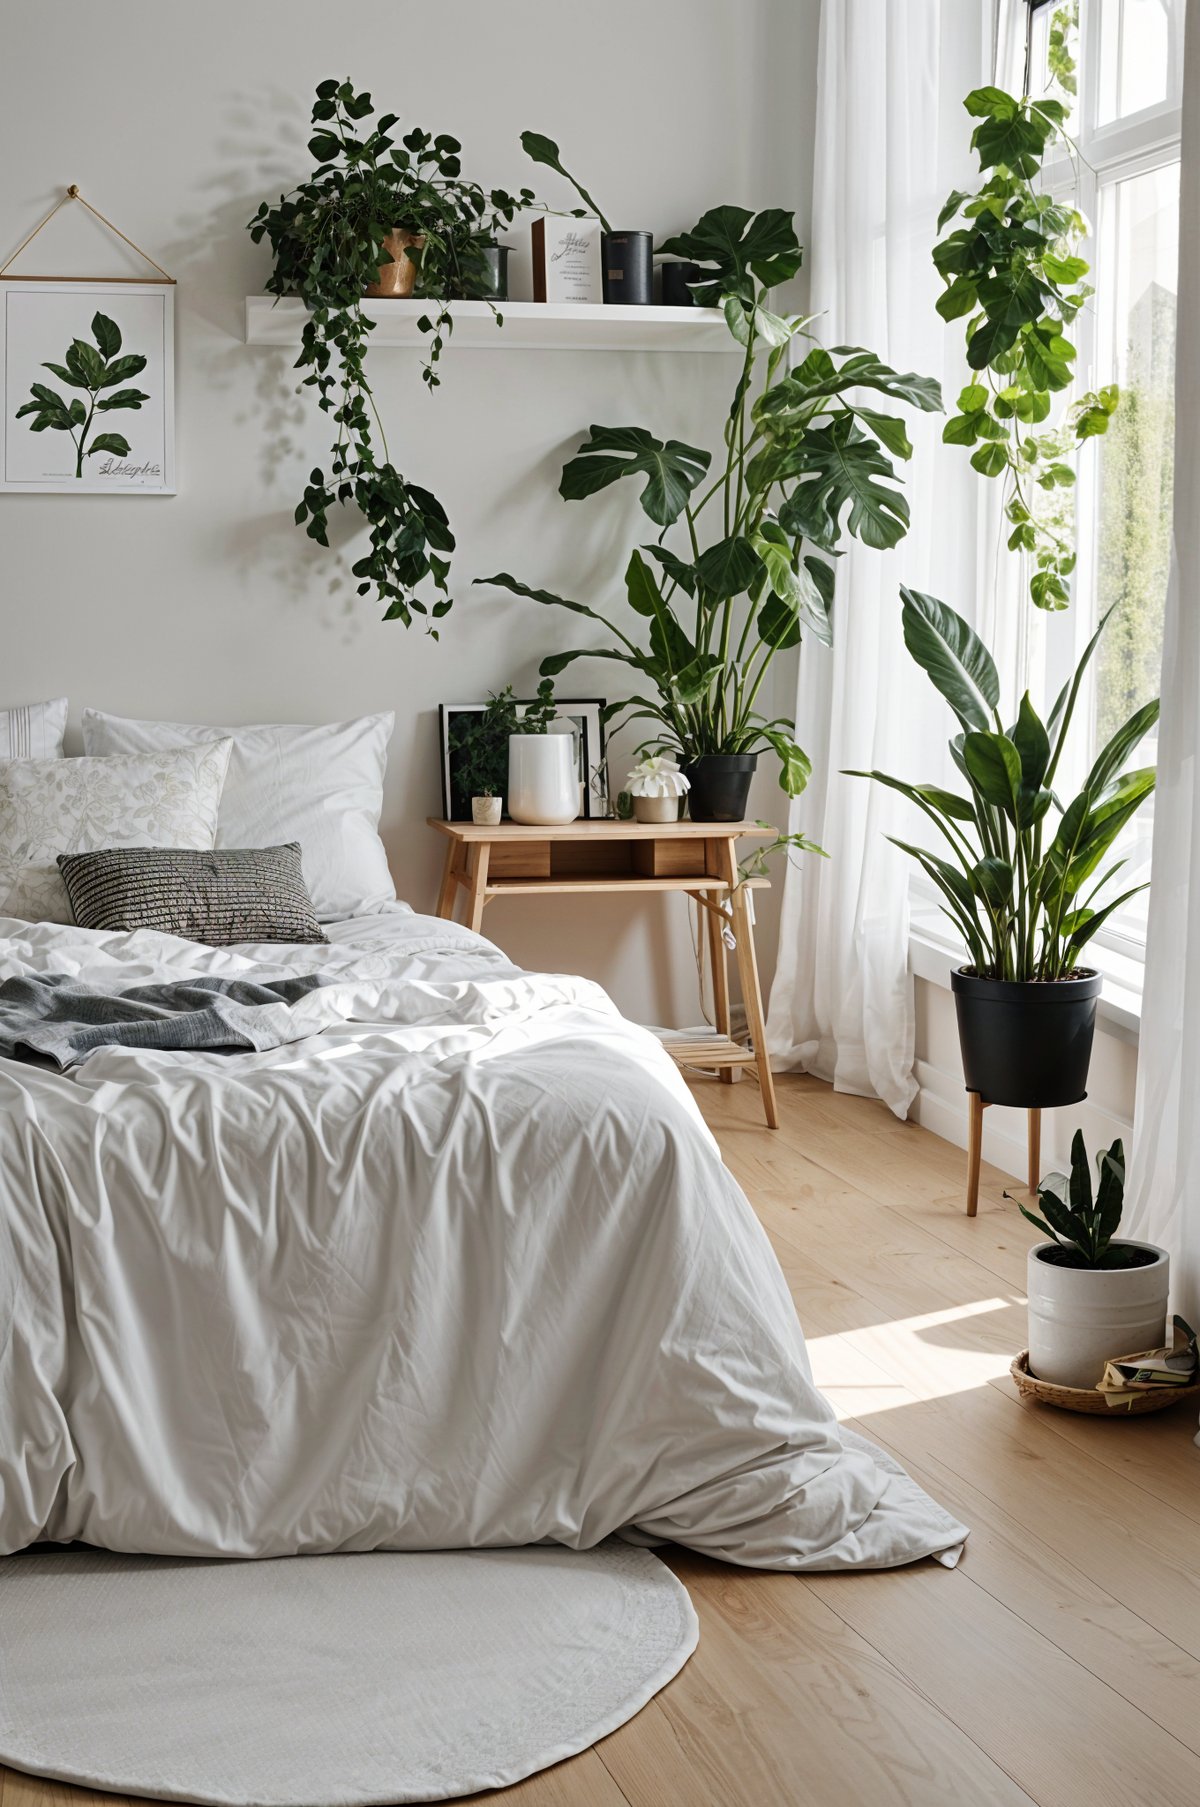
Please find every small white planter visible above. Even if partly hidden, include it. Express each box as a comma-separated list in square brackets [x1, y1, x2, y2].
[1026, 1240, 1170, 1389]
[507, 733, 579, 826]
[471, 796, 502, 826]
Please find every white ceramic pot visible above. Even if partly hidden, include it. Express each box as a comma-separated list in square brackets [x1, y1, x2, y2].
[632, 794, 680, 823]
[1026, 1240, 1170, 1389]
[471, 796, 502, 826]
[507, 733, 579, 825]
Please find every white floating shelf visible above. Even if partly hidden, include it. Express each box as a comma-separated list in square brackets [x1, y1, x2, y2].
[244, 295, 738, 354]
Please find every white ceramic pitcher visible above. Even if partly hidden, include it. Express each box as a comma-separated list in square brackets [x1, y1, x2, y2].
[507, 730, 579, 825]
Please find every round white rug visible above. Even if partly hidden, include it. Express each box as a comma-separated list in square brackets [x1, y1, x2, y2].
[0, 1541, 697, 1805]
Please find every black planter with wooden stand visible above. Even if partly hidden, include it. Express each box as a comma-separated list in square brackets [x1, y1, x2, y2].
[952, 967, 1103, 1216]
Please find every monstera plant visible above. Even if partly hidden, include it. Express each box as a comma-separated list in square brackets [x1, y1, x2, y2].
[249, 79, 537, 630]
[478, 205, 941, 821]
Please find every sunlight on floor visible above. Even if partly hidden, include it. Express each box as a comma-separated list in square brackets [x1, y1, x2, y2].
[807, 1296, 1025, 1414]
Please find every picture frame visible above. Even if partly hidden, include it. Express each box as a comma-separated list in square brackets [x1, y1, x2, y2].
[439, 698, 606, 821]
[1, 279, 175, 495]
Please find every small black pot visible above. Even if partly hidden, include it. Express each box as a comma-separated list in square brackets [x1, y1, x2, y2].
[951, 968, 1102, 1108]
[477, 244, 509, 300]
[602, 230, 654, 305]
[682, 753, 757, 823]
[660, 260, 701, 306]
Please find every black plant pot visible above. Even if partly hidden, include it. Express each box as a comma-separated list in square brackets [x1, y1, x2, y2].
[660, 259, 701, 306]
[951, 968, 1102, 1108]
[682, 753, 757, 823]
[602, 231, 654, 305]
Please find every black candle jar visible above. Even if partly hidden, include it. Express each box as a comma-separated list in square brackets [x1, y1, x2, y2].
[602, 231, 653, 305]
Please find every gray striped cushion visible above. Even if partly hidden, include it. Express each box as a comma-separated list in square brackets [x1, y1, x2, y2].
[0, 697, 68, 760]
[56, 844, 327, 947]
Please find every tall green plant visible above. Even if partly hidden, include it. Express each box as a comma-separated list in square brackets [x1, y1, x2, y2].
[249, 79, 536, 630]
[850, 590, 1158, 980]
[934, 9, 1118, 612]
[477, 206, 941, 799]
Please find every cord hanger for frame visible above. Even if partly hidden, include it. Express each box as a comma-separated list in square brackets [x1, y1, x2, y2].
[0, 186, 176, 284]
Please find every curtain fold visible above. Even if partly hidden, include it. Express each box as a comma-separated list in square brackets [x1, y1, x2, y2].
[1126, 0, 1200, 1321]
[765, 0, 1000, 1113]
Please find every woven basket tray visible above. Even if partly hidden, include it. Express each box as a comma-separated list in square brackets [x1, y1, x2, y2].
[1011, 1351, 1200, 1416]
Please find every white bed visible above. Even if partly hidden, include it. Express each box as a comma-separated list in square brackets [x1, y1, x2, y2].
[0, 905, 967, 1569]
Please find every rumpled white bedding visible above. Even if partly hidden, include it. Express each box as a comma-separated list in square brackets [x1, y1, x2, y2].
[0, 908, 966, 1569]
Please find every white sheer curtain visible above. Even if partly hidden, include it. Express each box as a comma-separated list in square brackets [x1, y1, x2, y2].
[766, 1, 1011, 1113]
[1126, 0, 1200, 1321]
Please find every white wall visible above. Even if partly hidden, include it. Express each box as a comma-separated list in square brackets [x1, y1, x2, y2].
[1, 0, 820, 1024]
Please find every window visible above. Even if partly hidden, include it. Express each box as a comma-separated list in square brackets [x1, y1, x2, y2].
[1030, 0, 1181, 961]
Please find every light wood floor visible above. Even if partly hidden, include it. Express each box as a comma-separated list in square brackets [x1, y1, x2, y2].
[3, 1074, 1199, 1807]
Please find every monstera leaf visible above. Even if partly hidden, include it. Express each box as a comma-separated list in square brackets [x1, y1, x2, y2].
[777, 417, 911, 551]
[558, 426, 711, 527]
[658, 205, 803, 306]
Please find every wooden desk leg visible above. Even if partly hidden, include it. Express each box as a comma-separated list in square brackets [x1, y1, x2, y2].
[435, 839, 459, 920]
[704, 894, 737, 1085]
[966, 1092, 985, 1217]
[465, 841, 491, 935]
[1027, 1107, 1042, 1195]
[728, 880, 779, 1130]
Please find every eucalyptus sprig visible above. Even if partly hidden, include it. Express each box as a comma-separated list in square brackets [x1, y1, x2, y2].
[250, 78, 537, 629]
[934, 21, 1118, 612]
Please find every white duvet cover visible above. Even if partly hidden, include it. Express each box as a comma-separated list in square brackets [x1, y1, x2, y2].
[0, 910, 966, 1569]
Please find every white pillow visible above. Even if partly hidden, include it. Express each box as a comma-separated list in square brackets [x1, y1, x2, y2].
[0, 742, 232, 924]
[0, 697, 68, 761]
[81, 710, 395, 921]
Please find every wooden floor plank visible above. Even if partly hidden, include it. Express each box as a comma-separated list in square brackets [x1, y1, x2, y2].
[3, 1075, 1197, 1807]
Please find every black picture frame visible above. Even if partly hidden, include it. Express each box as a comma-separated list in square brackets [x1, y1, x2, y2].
[438, 699, 607, 821]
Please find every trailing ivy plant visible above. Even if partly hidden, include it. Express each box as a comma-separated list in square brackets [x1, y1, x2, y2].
[477, 206, 941, 803]
[16, 312, 148, 479]
[933, 11, 1118, 612]
[249, 79, 536, 629]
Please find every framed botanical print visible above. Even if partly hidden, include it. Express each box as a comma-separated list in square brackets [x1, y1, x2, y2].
[1, 279, 175, 494]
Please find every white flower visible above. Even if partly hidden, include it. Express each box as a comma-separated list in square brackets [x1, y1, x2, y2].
[626, 754, 691, 798]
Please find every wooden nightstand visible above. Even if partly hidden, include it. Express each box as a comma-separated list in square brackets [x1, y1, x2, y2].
[428, 817, 778, 1128]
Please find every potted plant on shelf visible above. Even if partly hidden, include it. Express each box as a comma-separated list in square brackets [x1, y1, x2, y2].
[477, 206, 941, 824]
[248, 79, 537, 629]
[448, 682, 558, 824]
[626, 754, 690, 823]
[1019, 1132, 1168, 1389]
[851, 589, 1158, 1110]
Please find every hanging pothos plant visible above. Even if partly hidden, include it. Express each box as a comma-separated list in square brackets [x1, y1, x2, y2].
[933, 7, 1118, 612]
[249, 79, 536, 629]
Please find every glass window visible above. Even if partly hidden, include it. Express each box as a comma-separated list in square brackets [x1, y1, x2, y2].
[1096, 0, 1179, 123]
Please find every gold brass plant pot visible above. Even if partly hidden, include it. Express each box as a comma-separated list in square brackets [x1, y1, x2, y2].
[366, 228, 425, 298]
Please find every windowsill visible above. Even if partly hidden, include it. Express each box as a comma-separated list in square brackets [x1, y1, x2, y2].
[908, 917, 1142, 1047]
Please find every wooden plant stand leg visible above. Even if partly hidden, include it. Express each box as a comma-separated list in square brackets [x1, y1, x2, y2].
[1027, 1107, 1042, 1195]
[966, 1092, 985, 1218]
[435, 838, 460, 921]
[728, 878, 779, 1130]
[704, 893, 737, 1085]
[465, 842, 491, 935]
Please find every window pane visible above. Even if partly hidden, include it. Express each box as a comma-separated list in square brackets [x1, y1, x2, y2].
[1097, 0, 1179, 124]
[1091, 159, 1178, 942]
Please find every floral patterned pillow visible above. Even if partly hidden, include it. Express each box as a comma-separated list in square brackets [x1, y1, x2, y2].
[0, 742, 233, 923]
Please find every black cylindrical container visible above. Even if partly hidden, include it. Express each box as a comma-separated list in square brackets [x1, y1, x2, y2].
[682, 753, 757, 823]
[660, 260, 701, 306]
[951, 968, 1102, 1108]
[603, 231, 654, 304]
[478, 244, 510, 300]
